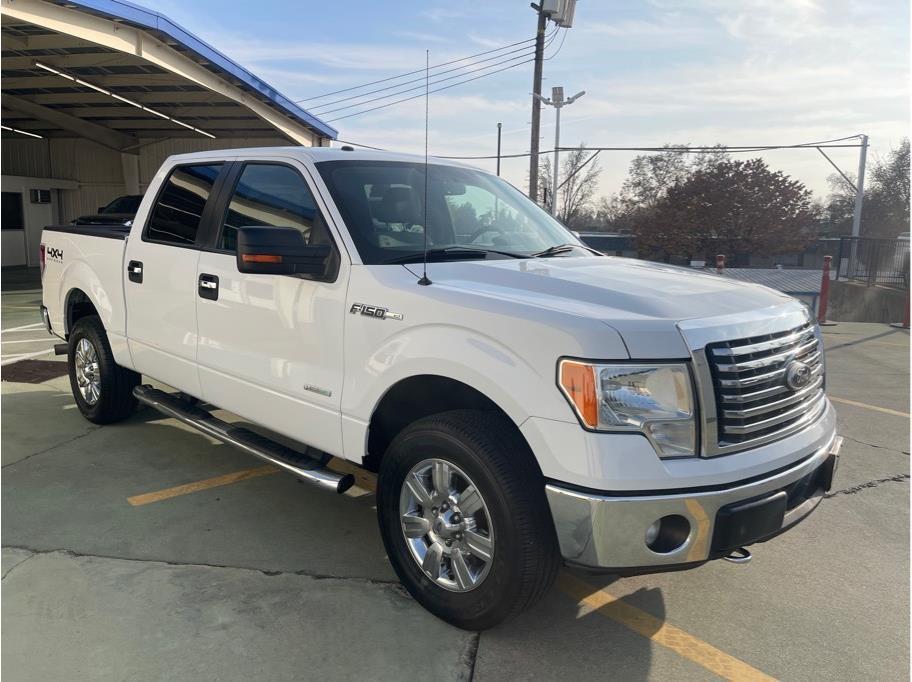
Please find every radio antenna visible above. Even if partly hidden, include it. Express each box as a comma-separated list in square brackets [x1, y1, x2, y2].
[418, 48, 432, 286]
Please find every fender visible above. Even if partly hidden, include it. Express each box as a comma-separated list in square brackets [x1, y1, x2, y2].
[341, 323, 585, 462]
[52, 241, 132, 368]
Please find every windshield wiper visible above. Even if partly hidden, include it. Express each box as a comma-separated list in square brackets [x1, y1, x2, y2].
[386, 246, 527, 264]
[532, 243, 603, 258]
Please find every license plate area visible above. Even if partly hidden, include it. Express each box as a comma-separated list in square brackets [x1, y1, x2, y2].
[712, 490, 788, 553]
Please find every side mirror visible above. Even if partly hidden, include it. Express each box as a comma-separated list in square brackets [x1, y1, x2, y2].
[97, 206, 106, 213]
[236, 226, 331, 277]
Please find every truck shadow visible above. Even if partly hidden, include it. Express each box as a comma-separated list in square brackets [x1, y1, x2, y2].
[480, 573, 663, 679]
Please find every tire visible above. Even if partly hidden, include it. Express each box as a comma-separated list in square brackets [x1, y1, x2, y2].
[68, 315, 140, 424]
[377, 409, 561, 630]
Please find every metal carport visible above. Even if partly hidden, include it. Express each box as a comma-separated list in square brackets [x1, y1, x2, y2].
[1, 0, 336, 267]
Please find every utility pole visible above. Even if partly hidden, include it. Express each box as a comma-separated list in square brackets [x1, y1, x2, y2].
[528, 3, 547, 200]
[851, 134, 869, 238]
[496, 122, 502, 176]
[534, 86, 585, 216]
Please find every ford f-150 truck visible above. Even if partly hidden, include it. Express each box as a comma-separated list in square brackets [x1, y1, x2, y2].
[40, 147, 841, 630]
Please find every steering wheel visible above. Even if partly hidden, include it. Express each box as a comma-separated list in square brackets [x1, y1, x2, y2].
[468, 226, 506, 243]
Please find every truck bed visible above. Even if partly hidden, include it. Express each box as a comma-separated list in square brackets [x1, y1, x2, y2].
[43, 223, 131, 240]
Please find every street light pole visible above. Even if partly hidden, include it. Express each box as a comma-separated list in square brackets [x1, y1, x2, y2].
[851, 134, 868, 238]
[552, 105, 560, 215]
[496, 122, 502, 176]
[534, 86, 585, 216]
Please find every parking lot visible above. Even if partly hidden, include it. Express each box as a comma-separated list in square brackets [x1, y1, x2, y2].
[1, 275, 908, 681]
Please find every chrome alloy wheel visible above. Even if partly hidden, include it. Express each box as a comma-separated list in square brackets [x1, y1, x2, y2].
[399, 458, 495, 592]
[74, 337, 101, 405]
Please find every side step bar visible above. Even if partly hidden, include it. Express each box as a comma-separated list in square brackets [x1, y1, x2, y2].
[133, 385, 354, 494]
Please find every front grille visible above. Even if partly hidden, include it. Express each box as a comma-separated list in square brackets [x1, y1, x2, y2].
[706, 321, 826, 448]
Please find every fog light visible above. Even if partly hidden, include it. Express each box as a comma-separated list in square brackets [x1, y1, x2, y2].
[645, 514, 691, 554]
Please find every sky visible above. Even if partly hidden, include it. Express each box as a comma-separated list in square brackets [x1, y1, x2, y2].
[149, 0, 909, 202]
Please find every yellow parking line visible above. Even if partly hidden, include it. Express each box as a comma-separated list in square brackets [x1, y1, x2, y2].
[126, 459, 773, 678]
[127, 465, 279, 506]
[829, 396, 910, 418]
[557, 572, 776, 681]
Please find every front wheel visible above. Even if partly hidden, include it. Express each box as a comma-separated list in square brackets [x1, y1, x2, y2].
[68, 315, 140, 424]
[377, 410, 560, 630]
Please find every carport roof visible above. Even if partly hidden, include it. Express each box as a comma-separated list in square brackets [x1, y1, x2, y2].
[1, 0, 337, 144]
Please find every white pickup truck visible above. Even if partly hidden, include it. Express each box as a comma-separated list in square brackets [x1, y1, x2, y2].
[40, 147, 841, 630]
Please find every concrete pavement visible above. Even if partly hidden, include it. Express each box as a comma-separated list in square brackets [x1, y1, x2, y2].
[2, 279, 908, 681]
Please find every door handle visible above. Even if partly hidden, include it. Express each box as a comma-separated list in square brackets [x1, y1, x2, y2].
[198, 274, 219, 301]
[128, 260, 143, 283]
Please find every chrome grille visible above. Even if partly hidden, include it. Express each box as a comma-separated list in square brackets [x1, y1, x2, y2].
[706, 322, 826, 448]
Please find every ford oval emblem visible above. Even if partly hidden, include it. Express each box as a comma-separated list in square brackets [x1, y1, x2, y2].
[785, 360, 812, 390]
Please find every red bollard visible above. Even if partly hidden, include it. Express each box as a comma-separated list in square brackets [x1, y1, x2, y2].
[817, 255, 837, 326]
[716, 254, 725, 274]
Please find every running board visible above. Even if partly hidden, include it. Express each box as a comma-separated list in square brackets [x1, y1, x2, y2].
[133, 385, 354, 494]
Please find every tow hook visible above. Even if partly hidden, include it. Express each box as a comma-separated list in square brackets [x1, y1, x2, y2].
[723, 547, 752, 564]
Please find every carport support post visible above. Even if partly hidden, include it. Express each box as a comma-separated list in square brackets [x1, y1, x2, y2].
[121, 153, 140, 196]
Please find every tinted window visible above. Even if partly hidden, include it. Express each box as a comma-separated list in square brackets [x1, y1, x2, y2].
[146, 164, 222, 245]
[316, 160, 577, 265]
[101, 195, 142, 214]
[219, 164, 330, 252]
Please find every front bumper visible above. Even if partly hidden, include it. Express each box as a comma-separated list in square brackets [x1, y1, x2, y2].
[545, 433, 842, 572]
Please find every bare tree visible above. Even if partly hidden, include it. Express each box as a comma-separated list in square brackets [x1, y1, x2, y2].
[537, 144, 602, 227]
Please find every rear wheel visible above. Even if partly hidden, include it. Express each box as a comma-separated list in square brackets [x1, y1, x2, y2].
[377, 410, 560, 630]
[68, 315, 140, 424]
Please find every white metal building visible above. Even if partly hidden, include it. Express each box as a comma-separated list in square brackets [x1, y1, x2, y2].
[1, 0, 337, 267]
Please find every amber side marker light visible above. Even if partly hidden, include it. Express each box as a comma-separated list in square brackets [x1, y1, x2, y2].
[241, 254, 283, 263]
[559, 360, 598, 428]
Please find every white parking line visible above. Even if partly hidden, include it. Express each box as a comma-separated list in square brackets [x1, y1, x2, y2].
[1, 322, 44, 333]
[0, 348, 56, 366]
[0, 338, 55, 345]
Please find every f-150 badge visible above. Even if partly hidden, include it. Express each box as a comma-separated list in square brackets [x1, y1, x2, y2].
[349, 303, 403, 321]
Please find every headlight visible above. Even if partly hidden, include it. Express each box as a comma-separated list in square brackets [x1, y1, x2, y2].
[558, 360, 696, 457]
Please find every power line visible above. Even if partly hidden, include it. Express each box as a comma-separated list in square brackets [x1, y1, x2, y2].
[296, 29, 558, 104]
[326, 58, 535, 123]
[543, 28, 568, 60]
[316, 52, 536, 118]
[310, 43, 541, 112]
[312, 29, 560, 118]
[436, 139, 865, 160]
[321, 28, 566, 124]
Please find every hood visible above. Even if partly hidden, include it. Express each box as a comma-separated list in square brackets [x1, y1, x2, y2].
[415, 256, 801, 357]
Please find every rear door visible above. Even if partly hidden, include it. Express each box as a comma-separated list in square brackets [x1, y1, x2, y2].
[124, 161, 228, 397]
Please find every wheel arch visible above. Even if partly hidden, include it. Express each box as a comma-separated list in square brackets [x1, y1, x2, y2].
[64, 287, 100, 336]
[364, 373, 539, 474]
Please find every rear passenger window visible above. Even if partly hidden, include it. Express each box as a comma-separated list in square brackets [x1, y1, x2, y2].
[145, 164, 222, 245]
[219, 164, 330, 252]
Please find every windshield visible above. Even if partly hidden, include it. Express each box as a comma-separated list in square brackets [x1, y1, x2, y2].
[101, 195, 142, 214]
[315, 160, 588, 264]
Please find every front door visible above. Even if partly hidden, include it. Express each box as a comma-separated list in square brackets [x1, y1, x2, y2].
[124, 161, 226, 397]
[195, 160, 347, 456]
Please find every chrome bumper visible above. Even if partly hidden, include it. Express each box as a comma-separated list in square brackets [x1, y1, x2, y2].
[545, 433, 842, 571]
